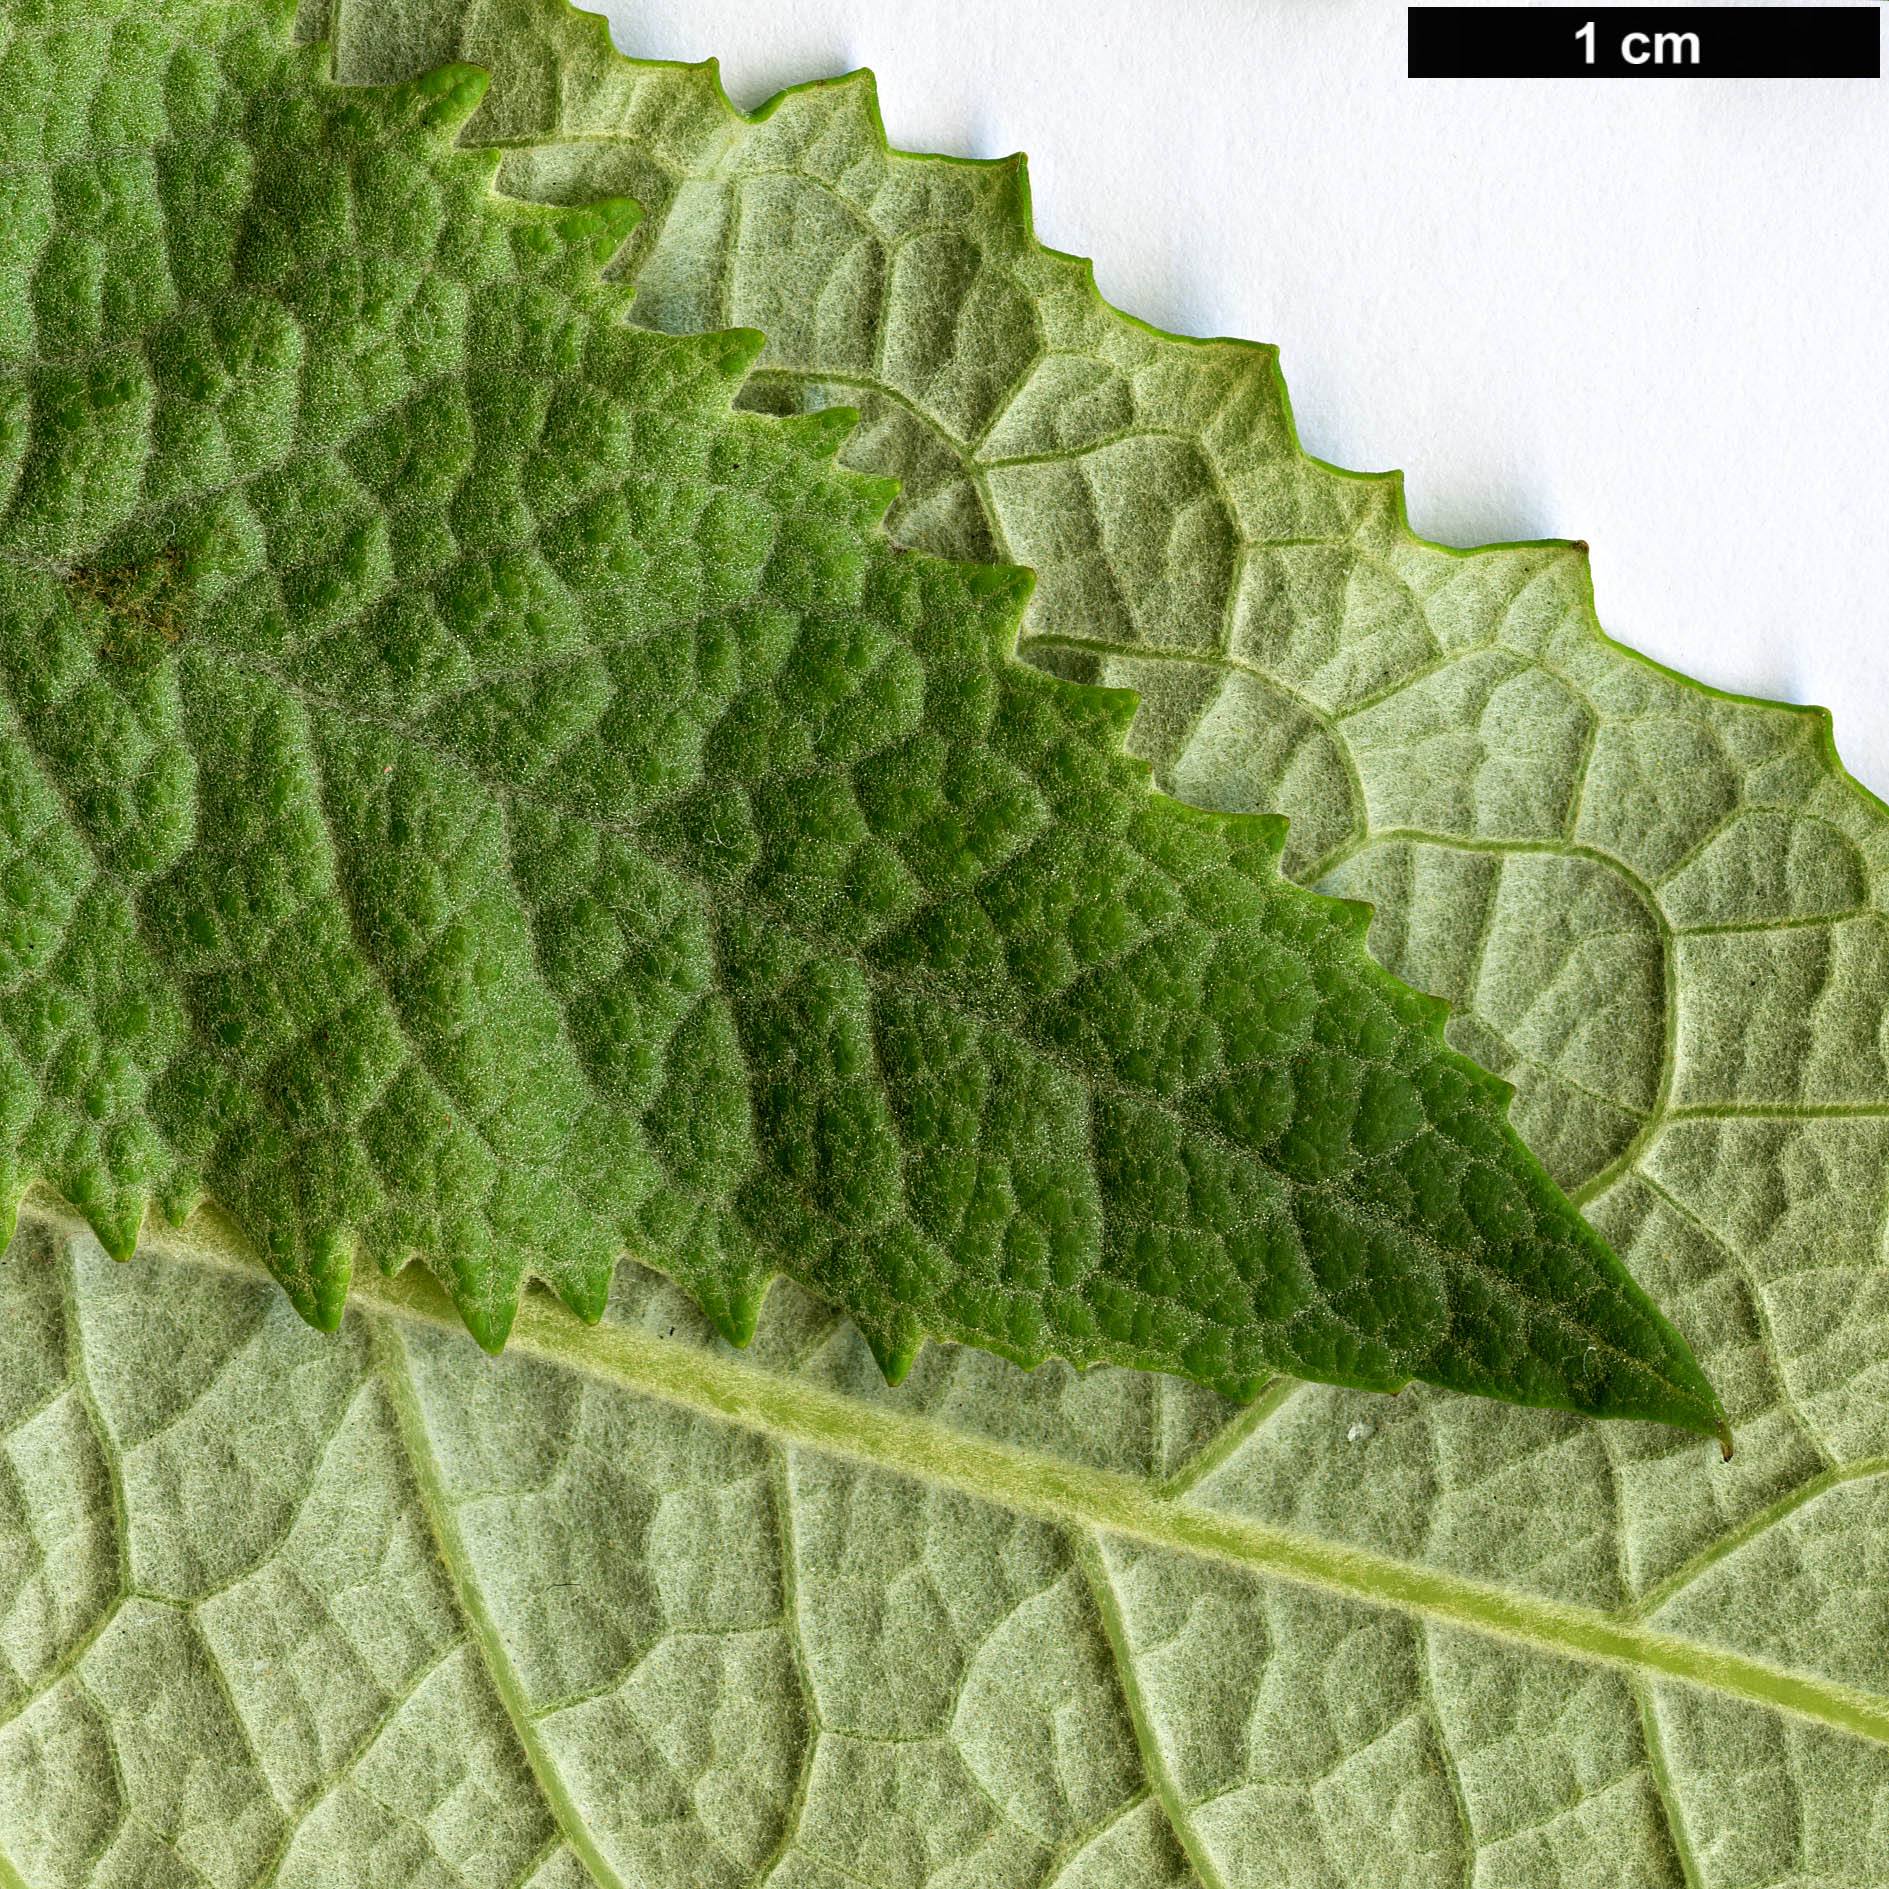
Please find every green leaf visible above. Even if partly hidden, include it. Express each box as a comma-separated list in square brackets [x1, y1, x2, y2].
[3, 1201, 1884, 1888]
[251, 2, 1889, 1867]
[323, 0, 1889, 1464]
[0, 0, 1720, 1430]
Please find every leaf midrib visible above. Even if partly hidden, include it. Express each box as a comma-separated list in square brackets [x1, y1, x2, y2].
[73, 1194, 1889, 1756]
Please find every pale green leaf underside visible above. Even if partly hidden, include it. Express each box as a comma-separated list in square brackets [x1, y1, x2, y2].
[3, 1201, 1886, 1889]
[2, 0, 1873, 1877]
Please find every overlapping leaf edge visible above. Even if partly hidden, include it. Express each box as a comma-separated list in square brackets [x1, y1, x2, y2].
[0, 0, 1731, 1436]
[462, 0, 1884, 830]
[302, 0, 1889, 1447]
[355, 0, 1883, 943]
[287, 12, 1722, 1434]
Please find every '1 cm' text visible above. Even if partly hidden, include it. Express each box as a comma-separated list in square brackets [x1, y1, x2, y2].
[1575, 20, 1702, 63]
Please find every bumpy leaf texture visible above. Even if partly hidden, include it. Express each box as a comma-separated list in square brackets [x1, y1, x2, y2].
[4, 1208, 1887, 1889]
[0, 0, 1721, 1432]
[307, 0, 1889, 1432]
[333, 0, 1889, 1446]
[258, 0, 1889, 1870]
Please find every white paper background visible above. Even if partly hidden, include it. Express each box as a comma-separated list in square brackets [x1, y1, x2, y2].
[600, 0, 1889, 793]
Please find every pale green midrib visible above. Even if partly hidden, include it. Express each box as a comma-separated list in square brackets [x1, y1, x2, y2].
[369, 1316, 627, 1889]
[113, 1200, 1889, 1752]
[0, 1840, 27, 1889]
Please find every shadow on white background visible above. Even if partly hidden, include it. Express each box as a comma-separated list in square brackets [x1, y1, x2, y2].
[601, 0, 1889, 793]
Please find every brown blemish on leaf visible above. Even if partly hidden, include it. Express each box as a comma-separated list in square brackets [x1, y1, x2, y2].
[66, 548, 191, 670]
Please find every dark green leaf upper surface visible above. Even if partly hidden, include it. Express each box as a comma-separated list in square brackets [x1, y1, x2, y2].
[0, 0, 1720, 1433]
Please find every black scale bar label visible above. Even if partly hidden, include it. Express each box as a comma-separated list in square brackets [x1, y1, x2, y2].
[1409, 7, 1880, 76]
